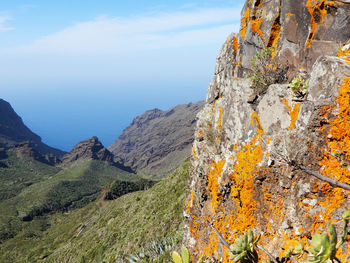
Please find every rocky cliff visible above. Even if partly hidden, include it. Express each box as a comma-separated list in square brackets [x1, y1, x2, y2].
[185, 0, 350, 262]
[0, 99, 65, 157]
[61, 136, 133, 172]
[109, 101, 204, 178]
[62, 136, 114, 165]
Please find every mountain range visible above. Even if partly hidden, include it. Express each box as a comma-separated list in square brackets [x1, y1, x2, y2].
[0, 97, 203, 258]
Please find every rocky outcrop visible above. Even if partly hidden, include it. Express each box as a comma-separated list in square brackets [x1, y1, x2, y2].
[185, 0, 350, 262]
[60, 136, 133, 172]
[10, 142, 60, 166]
[109, 101, 204, 178]
[0, 99, 65, 157]
[61, 136, 114, 165]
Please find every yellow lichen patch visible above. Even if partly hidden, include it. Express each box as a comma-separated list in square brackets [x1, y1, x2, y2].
[283, 98, 301, 130]
[337, 47, 350, 64]
[267, 13, 281, 59]
[187, 190, 195, 214]
[216, 107, 223, 130]
[251, 0, 264, 42]
[232, 36, 239, 53]
[196, 112, 265, 262]
[208, 160, 225, 211]
[251, 18, 265, 42]
[311, 77, 350, 257]
[305, 0, 338, 48]
[192, 145, 197, 159]
[197, 130, 204, 138]
[240, 8, 250, 39]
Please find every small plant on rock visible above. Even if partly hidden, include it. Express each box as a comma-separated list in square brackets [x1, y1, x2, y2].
[290, 75, 309, 97]
[304, 210, 350, 263]
[172, 246, 204, 263]
[248, 48, 287, 95]
[229, 230, 261, 263]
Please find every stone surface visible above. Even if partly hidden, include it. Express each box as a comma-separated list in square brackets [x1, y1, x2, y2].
[108, 101, 204, 178]
[61, 136, 114, 166]
[10, 142, 60, 166]
[184, 0, 350, 262]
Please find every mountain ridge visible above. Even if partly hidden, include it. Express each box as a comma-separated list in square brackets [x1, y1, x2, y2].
[109, 101, 204, 178]
[0, 98, 65, 158]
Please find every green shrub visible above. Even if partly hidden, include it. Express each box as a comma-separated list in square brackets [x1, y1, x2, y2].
[248, 48, 287, 95]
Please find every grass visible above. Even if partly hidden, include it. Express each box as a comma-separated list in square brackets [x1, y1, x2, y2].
[0, 161, 189, 263]
[0, 157, 142, 244]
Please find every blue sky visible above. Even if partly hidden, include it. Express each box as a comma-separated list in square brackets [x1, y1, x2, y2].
[0, 0, 244, 151]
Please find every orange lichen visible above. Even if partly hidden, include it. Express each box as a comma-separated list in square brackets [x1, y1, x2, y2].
[197, 130, 204, 138]
[240, 8, 250, 39]
[305, 0, 338, 48]
[308, 77, 350, 259]
[267, 13, 281, 58]
[187, 190, 195, 214]
[283, 98, 301, 130]
[190, 111, 265, 262]
[337, 47, 350, 64]
[216, 107, 223, 130]
[208, 160, 225, 211]
[251, 0, 264, 42]
[232, 37, 239, 53]
[192, 145, 197, 159]
[251, 18, 265, 41]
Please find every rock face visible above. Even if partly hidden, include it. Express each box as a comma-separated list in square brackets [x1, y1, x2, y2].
[109, 101, 204, 178]
[184, 1, 350, 262]
[10, 142, 61, 166]
[61, 136, 115, 165]
[0, 98, 65, 157]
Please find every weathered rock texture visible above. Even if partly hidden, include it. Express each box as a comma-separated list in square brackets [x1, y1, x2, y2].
[61, 136, 134, 172]
[185, 0, 350, 262]
[0, 98, 65, 157]
[109, 101, 204, 178]
[10, 142, 61, 166]
[62, 136, 114, 165]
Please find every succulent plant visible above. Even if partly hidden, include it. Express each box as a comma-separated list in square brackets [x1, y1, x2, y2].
[290, 75, 309, 96]
[172, 246, 190, 263]
[229, 230, 261, 263]
[305, 223, 340, 263]
[284, 242, 304, 258]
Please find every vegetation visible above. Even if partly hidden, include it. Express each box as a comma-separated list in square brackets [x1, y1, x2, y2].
[105, 179, 155, 201]
[202, 209, 350, 263]
[0, 158, 141, 244]
[229, 230, 260, 263]
[0, 161, 189, 263]
[248, 47, 287, 94]
[290, 75, 309, 97]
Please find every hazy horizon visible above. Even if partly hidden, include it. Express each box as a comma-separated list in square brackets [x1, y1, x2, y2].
[0, 0, 245, 151]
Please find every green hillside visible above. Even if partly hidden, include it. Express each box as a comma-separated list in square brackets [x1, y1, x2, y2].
[0, 156, 145, 244]
[0, 161, 189, 263]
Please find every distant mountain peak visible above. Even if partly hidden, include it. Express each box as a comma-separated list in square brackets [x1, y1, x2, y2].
[109, 101, 204, 178]
[0, 98, 65, 157]
[61, 136, 114, 166]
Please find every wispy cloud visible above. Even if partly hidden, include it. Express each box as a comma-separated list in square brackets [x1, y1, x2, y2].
[12, 7, 241, 55]
[0, 16, 14, 32]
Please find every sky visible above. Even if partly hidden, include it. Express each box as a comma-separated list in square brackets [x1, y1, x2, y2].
[0, 0, 245, 151]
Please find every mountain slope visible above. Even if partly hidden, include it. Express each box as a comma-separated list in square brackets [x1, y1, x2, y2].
[0, 161, 189, 263]
[0, 136, 147, 245]
[109, 101, 204, 178]
[0, 99, 65, 157]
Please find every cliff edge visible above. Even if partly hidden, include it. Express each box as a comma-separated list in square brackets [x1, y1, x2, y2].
[184, 0, 350, 262]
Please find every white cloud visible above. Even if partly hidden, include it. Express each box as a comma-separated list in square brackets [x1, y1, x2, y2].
[12, 7, 241, 55]
[0, 16, 14, 32]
